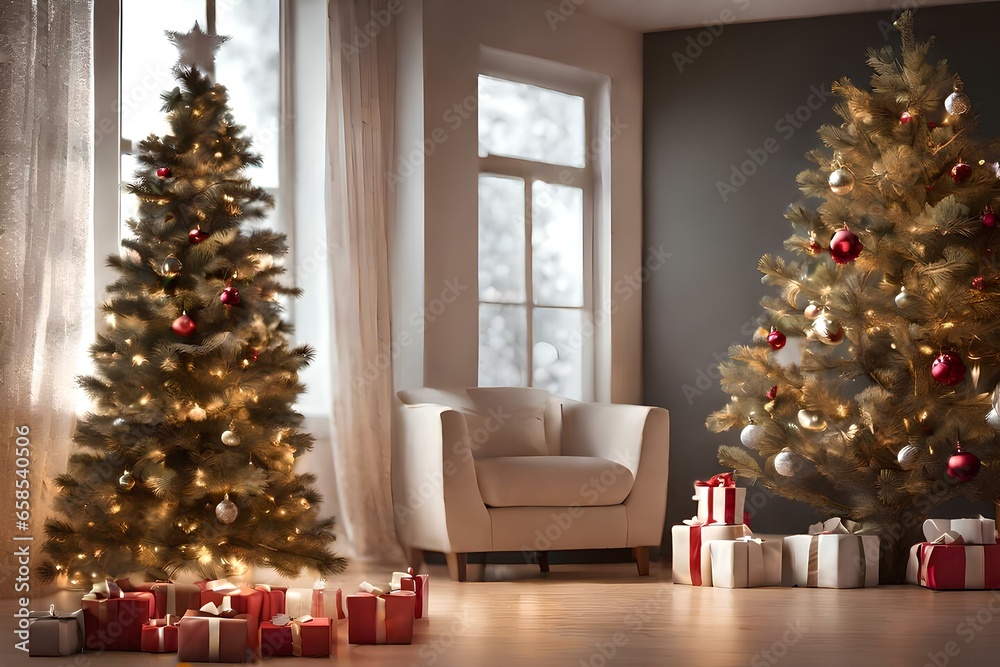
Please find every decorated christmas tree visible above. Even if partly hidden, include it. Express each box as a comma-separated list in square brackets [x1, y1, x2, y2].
[38, 25, 346, 587]
[708, 12, 1000, 583]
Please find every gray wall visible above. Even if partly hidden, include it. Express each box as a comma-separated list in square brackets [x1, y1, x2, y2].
[643, 4, 1000, 549]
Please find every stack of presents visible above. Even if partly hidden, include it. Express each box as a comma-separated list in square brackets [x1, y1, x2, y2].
[26, 566, 430, 660]
[672, 472, 998, 590]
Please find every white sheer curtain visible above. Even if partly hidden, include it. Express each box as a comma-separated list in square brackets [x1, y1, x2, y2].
[324, 0, 405, 564]
[0, 0, 92, 595]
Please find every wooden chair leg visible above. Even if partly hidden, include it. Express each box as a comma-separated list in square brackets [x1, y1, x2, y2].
[445, 552, 468, 582]
[408, 547, 425, 572]
[537, 551, 550, 573]
[633, 546, 650, 576]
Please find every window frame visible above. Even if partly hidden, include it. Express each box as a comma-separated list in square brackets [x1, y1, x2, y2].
[476, 61, 602, 402]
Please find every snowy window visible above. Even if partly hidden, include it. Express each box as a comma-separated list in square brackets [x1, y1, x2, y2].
[477, 75, 593, 401]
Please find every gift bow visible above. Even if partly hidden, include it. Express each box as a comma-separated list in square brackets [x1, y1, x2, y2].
[198, 600, 236, 617]
[147, 615, 179, 653]
[204, 578, 240, 594]
[735, 536, 764, 545]
[29, 605, 85, 653]
[81, 579, 124, 600]
[359, 581, 384, 596]
[808, 517, 863, 535]
[271, 614, 314, 657]
[931, 530, 965, 545]
[313, 579, 326, 590]
[694, 472, 734, 489]
[390, 567, 417, 591]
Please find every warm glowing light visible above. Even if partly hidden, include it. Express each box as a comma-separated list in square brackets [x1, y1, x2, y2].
[214, 151, 223, 158]
[195, 469, 206, 487]
[198, 547, 213, 565]
[106, 314, 117, 328]
[189, 405, 207, 421]
[918, 411, 929, 422]
[918, 345, 934, 355]
[210, 367, 225, 377]
[109, 503, 121, 514]
[77, 553, 85, 559]
[942, 322, 954, 329]
[242, 359, 250, 367]
[124, 338, 132, 345]
[139, 395, 151, 406]
[132, 354, 146, 366]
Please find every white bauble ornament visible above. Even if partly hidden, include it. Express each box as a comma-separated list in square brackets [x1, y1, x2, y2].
[812, 311, 845, 346]
[774, 449, 798, 477]
[895, 287, 916, 310]
[797, 409, 827, 431]
[986, 409, 1000, 432]
[216, 494, 238, 524]
[740, 423, 767, 450]
[897, 444, 920, 467]
[829, 167, 856, 195]
[803, 303, 822, 319]
[221, 430, 241, 447]
[945, 91, 971, 116]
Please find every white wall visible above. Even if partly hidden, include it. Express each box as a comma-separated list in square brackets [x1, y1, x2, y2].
[393, 0, 644, 403]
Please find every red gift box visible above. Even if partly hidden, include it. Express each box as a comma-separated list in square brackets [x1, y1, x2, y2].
[253, 584, 287, 620]
[392, 568, 429, 619]
[81, 580, 155, 651]
[907, 541, 1000, 590]
[196, 580, 264, 650]
[177, 609, 250, 663]
[347, 591, 415, 644]
[259, 617, 332, 657]
[117, 579, 201, 618]
[140, 616, 179, 653]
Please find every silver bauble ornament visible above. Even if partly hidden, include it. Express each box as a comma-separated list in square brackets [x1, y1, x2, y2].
[986, 409, 1000, 432]
[829, 167, 856, 195]
[774, 449, 798, 477]
[119, 472, 136, 491]
[895, 287, 916, 310]
[221, 430, 241, 447]
[797, 409, 827, 431]
[812, 311, 845, 345]
[161, 256, 183, 277]
[112, 417, 127, 429]
[803, 303, 822, 319]
[945, 91, 971, 116]
[897, 444, 921, 467]
[216, 494, 238, 524]
[740, 423, 767, 450]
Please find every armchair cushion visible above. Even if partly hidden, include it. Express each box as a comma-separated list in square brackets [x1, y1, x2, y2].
[464, 387, 550, 458]
[474, 456, 634, 508]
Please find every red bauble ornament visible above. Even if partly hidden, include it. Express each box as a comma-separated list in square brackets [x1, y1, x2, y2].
[766, 385, 778, 401]
[927, 121, 938, 129]
[250, 349, 260, 362]
[807, 241, 823, 255]
[188, 228, 210, 244]
[947, 442, 981, 483]
[220, 285, 241, 306]
[767, 326, 786, 350]
[156, 167, 172, 179]
[900, 111, 912, 124]
[925, 185, 934, 192]
[931, 352, 966, 386]
[972, 276, 986, 291]
[950, 160, 973, 183]
[982, 211, 998, 227]
[172, 313, 196, 337]
[829, 226, 863, 264]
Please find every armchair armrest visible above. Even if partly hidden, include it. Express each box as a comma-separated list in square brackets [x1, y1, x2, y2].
[561, 403, 670, 547]
[392, 402, 492, 554]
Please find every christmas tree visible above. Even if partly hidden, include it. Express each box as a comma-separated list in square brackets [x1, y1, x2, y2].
[38, 25, 346, 586]
[708, 12, 1000, 583]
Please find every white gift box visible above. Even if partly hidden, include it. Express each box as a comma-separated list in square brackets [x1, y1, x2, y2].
[671, 520, 749, 586]
[693, 486, 746, 526]
[782, 529, 880, 588]
[923, 517, 996, 545]
[708, 537, 782, 588]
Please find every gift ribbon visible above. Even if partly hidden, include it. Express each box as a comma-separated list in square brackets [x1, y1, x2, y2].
[806, 533, 867, 587]
[689, 522, 703, 586]
[375, 596, 387, 645]
[359, 581, 384, 596]
[148, 616, 178, 653]
[207, 618, 221, 662]
[82, 579, 124, 600]
[154, 584, 178, 616]
[311, 580, 325, 618]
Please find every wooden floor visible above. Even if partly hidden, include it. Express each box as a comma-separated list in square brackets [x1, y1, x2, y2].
[6, 559, 1000, 666]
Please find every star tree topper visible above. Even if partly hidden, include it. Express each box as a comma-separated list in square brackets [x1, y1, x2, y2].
[166, 22, 229, 71]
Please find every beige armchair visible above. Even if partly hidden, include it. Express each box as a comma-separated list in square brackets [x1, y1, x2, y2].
[393, 387, 670, 581]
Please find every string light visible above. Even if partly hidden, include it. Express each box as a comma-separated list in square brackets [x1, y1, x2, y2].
[132, 354, 146, 366]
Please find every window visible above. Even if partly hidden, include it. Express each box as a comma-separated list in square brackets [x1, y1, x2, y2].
[477, 74, 593, 401]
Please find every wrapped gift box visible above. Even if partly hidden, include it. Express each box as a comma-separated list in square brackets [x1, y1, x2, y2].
[27, 605, 84, 656]
[196, 580, 264, 650]
[259, 616, 332, 657]
[671, 520, 749, 586]
[709, 537, 782, 588]
[907, 539, 1000, 590]
[140, 616, 179, 653]
[178, 608, 250, 663]
[347, 591, 416, 644]
[279, 582, 344, 620]
[116, 580, 201, 618]
[81, 580, 155, 651]
[693, 473, 746, 525]
[782, 519, 879, 588]
[253, 584, 287, 620]
[391, 568, 429, 619]
[924, 517, 997, 545]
